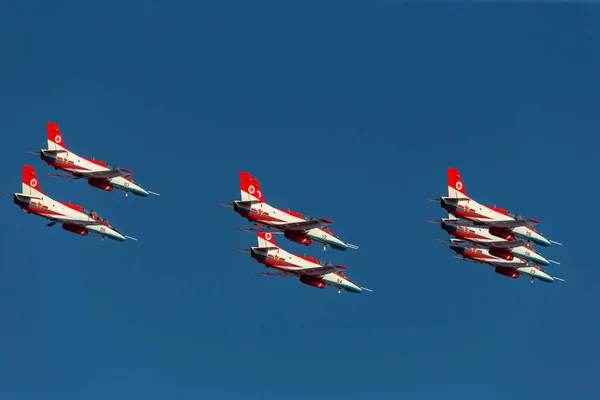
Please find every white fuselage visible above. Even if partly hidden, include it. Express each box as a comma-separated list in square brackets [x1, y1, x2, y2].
[235, 201, 350, 250]
[251, 246, 362, 293]
[14, 192, 125, 241]
[40, 148, 149, 197]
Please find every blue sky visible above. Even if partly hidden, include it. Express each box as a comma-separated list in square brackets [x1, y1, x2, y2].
[1, 2, 599, 399]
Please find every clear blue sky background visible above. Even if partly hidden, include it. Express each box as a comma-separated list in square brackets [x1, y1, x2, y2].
[1, 2, 598, 399]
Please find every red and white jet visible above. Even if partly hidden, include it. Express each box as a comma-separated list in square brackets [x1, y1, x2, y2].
[221, 172, 358, 251]
[240, 232, 371, 294]
[431, 216, 560, 267]
[429, 168, 560, 247]
[10, 165, 135, 242]
[32, 122, 158, 197]
[443, 239, 563, 283]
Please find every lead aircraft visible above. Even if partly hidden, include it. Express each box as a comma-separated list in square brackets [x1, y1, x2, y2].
[442, 238, 563, 283]
[31, 122, 158, 197]
[10, 165, 135, 242]
[221, 172, 358, 251]
[240, 232, 371, 294]
[429, 168, 559, 247]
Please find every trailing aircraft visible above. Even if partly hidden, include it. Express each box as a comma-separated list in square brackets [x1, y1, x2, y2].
[31, 122, 159, 197]
[430, 216, 560, 267]
[428, 168, 560, 247]
[239, 232, 371, 294]
[441, 238, 563, 283]
[10, 165, 135, 242]
[221, 172, 358, 251]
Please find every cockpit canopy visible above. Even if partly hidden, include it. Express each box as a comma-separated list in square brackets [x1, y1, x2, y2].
[507, 211, 522, 220]
[83, 208, 107, 222]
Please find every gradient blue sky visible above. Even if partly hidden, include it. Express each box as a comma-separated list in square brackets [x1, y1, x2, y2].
[1, 2, 599, 399]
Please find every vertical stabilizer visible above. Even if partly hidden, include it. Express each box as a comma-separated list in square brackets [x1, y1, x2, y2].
[240, 172, 265, 202]
[257, 232, 278, 248]
[22, 166, 44, 197]
[47, 122, 68, 151]
[448, 168, 469, 199]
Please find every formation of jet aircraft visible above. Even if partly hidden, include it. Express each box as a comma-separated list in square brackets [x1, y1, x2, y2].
[8, 123, 565, 294]
[9, 122, 157, 241]
[428, 168, 564, 284]
[222, 172, 370, 294]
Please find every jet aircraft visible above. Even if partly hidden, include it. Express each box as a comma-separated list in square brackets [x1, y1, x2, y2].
[240, 232, 371, 293]
[10, 165, 135, 242]
[31, 122, 158, 197]
[429, 168, 559, 247]
[431, 216, 559, 267]
[442, 239, 563, 283]
[221, 172, 358, 251]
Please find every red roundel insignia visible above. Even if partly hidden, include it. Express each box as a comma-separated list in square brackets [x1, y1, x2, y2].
[248, 185, 255, 194]
[30, 178, 37, 187]
[265, 233, 272, 240]
[456, 181, 463, 190]
[55, 135, 62, 144]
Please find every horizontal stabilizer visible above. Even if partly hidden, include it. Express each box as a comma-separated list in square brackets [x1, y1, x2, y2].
[441, 196, 470, 202]
[14, 193, 42, 200]
[235, 200, 262, 207]
[39, 149, 66, 154]
[425, 197, 440, 202]
[252, 246, 279, 252]
[219, 202, 234, 208]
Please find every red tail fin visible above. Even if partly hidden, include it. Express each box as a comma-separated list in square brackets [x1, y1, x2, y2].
[240, 172, 265, 202]
[448, 168, 468, 198]
[257, 232, 277, 247]
[22, 165, 42, 194]
[47, 122, 67, 150]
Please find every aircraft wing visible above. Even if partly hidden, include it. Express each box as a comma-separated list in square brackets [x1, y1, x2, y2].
[255, 271, 295, 277]
[490, 261, 523, 269]
[51, 215, 102, 226]
[480, 219, 539, 228]
[483, 239, 527, 249]
[78, 168, 133, 179]
[273, 218, 333, 231]
[238, 224, 283, 233]
[298, 264, 347, 276]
